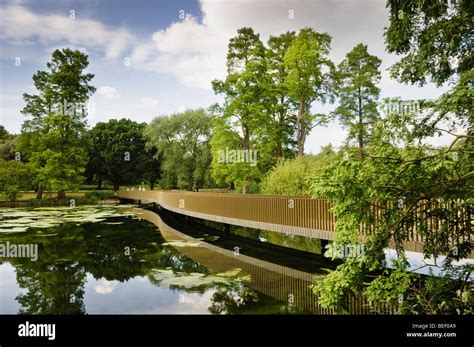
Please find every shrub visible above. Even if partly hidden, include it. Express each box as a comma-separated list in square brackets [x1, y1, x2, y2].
[260, 147, 335, 195]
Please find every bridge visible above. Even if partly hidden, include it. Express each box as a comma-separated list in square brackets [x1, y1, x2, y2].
[127, 207, 395, 314]
[116, 190, 473, 258]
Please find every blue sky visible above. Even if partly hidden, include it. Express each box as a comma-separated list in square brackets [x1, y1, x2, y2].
[0, 0, 452, 153]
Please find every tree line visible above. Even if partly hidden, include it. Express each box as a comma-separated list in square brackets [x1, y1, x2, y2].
[1, 24, 385, 198]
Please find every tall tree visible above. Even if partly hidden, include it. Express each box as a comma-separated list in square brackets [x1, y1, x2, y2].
[284, 28, 336, 156]
[212, 27, 268, 193]
[263, 31, 297, 161]
[20, 48, 95, 199]
[311, 0, 473, 314]
[145, 109, 213, 191]
[333, 44, 382, 160]
[88, 119, 147, 191]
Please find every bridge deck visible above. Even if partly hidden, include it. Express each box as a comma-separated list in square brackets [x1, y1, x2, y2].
[116, 190, 473, 258]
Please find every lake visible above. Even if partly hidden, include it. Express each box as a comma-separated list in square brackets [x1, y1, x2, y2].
[0, 205, 342, 314]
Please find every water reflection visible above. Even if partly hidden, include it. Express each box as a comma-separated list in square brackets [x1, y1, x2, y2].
[0, 206, 295, 314]
[0, 206, 393, 314]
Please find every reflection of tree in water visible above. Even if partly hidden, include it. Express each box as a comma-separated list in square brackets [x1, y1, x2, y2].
[209, 283, 293, 315]
[16, 263, 86, 314]
[2, 213, 293, 314]
[7, 224, 89, 314]
[209, 283, 259, 314]
[3, 216, 204, 314]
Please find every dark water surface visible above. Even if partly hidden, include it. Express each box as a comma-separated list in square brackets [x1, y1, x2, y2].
[0, 205, 322, 314]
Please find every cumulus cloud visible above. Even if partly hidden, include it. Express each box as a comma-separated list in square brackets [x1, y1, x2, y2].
[1, 1, 391, 91]
[97, 86, 120, 99]
[95, 279, 117, 294]
[128, 0, 390, 90]
[0, 4, 133, 59]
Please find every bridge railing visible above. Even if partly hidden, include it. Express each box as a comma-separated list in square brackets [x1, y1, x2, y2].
[118, 190, 335, 231]
[116, 190, 472, 256]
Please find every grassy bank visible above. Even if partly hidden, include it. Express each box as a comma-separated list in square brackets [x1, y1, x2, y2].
[0, 190, 116, 207]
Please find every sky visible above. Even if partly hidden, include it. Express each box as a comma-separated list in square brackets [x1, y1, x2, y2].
[0, 0, 452, 153]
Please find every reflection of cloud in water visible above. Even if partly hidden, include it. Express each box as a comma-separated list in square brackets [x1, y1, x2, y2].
[385, 249, 474, 280]
[134, 290, 215, 314]
[0, 263, 27, 313]
[95, 279, 118, 294]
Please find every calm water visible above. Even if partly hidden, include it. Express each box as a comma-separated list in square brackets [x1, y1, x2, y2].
[0, 206, 315, 314]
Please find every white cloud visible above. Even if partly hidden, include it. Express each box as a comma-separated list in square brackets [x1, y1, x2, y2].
[97, 86, 120, 99]
[128, 0, 391, 90]
[0, 5, 133, 59]
[130, 14, 227, 90]
[95, 279, 117, 294]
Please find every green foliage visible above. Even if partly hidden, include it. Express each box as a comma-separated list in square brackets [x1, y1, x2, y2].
[145, 109, 213, 190]
[0, 134, 20, 161]
[0, 159, 33, 202]
[260, 146, 335, 195]
[333, 43, 381, 158]
[385, 0, 473, 86]
[263, 31, 298, 161]
[284, 28, 336, 156]
[0, 125, 8, 139]
[310, 106, 472, 314]
[209, 113, 261, 191]
[309, 3, 473, 315]
[211, 28, 269, 193]
[312, 257, 368, 313]
[83, 190, 114, 202]
[31, 114, 89, 194]
[87, 119, 148, 191]
[20, 48, 95, 198]
[365, 256, 413, 313]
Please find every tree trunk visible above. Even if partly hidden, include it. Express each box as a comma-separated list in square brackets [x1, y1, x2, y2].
[242, 124, 250, 194]
[113, 183, 120, 191]
[229, 181, 235, 190]
[97, 179, 102, 190]
[150, 180, 155, 190]
[357, 91, 365, 161]
[57, 190, 66, 199]
[297, 100, 307, 157]
[36, 186, 43, 200]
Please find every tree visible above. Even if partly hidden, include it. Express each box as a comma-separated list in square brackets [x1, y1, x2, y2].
[333, 44, 382, 160]
[20, 48, 95, 199]
[0, 159, 33, 202]
[142, 146, 162, 190]
[212, 27, 268, 193]
[145, 109, 212, 190]
[87, 119, 147, 191]
[0, 134, 20, 161]
[385, 0, 473, 86]
[260, 145, 335, 196]
[310, 2, 473, 314]
[0, 125, 8, 140]
[263, 32, 297, 162]
[284, 28, 336, 156]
